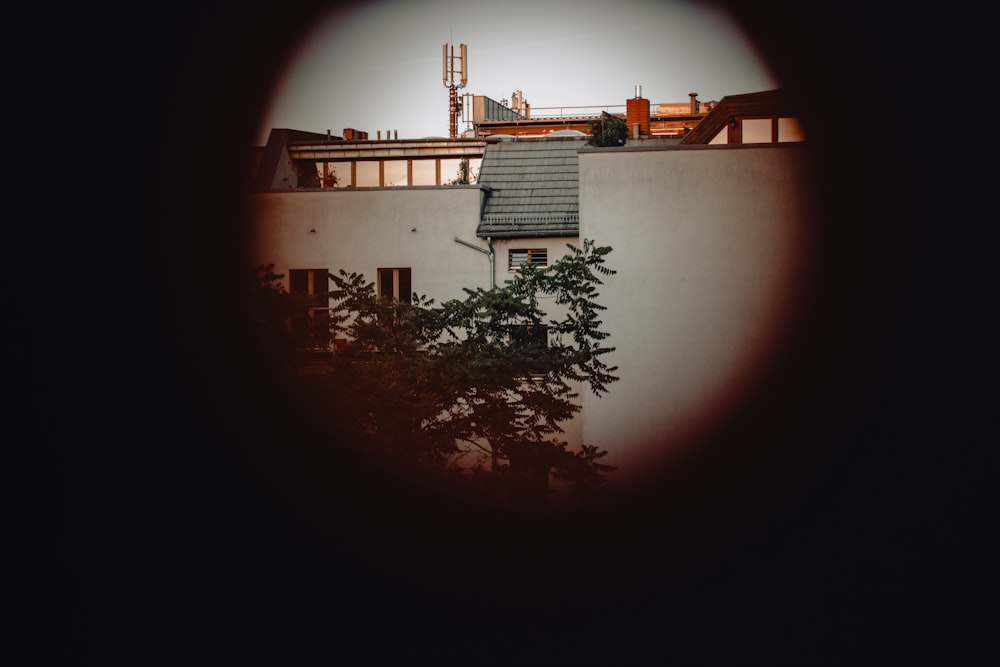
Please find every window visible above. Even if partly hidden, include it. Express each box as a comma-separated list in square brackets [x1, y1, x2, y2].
[509, 248, 547, 271]
[508, 324, 548, 346]
[289, 268, 330, 350]
[778, 117, 805, 142]
[378, 267, 412, 303]
[508, 324, 548, 382]
[742, 118, 773, 144]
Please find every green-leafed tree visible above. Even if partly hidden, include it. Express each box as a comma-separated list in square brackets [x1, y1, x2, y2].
[586, 112, 629, 147]
[247, 263, 315, 366]
[251, 241, 619, 508]
[446, 157, 476, 185]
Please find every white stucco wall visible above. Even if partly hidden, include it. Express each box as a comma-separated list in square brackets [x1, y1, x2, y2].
[488, 237, 577, 287]
[487, 237, 587, 447]
[247, 187, 582, 311]
[247, 186, 491, 301]
[579, 144, 813, 486]
[246, 188, 588, 449]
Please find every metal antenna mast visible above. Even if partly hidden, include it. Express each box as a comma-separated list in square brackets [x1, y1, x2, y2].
[442, 42, 467, 139]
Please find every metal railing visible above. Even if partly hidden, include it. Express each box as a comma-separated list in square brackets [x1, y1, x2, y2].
[526, 105, 626, 119]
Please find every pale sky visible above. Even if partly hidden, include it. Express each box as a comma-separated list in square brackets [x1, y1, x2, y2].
[256, 0, 779, 146]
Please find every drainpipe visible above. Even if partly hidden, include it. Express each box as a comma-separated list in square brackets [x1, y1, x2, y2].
[454, 236, 495, 289]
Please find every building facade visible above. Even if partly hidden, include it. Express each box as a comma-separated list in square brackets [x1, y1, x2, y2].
[247, 89, 812, 491]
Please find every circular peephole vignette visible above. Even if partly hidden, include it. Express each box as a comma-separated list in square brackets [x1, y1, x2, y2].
[175, 0, 889, 539]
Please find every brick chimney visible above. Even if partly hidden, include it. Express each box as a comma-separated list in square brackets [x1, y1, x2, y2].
[626, 85, 650, 138]
[689, 92, 699, 114]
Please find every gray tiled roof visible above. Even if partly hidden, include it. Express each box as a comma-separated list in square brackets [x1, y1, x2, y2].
[476, 136, 587, 238]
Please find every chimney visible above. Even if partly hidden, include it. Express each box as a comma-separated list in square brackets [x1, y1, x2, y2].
[626, 85, 650, 138]
[689, 92, 699, 114]
[343, 128, 368, 141]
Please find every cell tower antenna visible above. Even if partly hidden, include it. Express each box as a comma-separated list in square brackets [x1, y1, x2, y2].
[442, 41, 468, 139]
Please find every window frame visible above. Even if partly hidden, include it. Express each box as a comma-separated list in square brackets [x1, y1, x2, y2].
[377, 267, 412, 304]
[288, 268, 331, 350]
[508, 248, 548, 271]
[507, 323, 549, 383]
